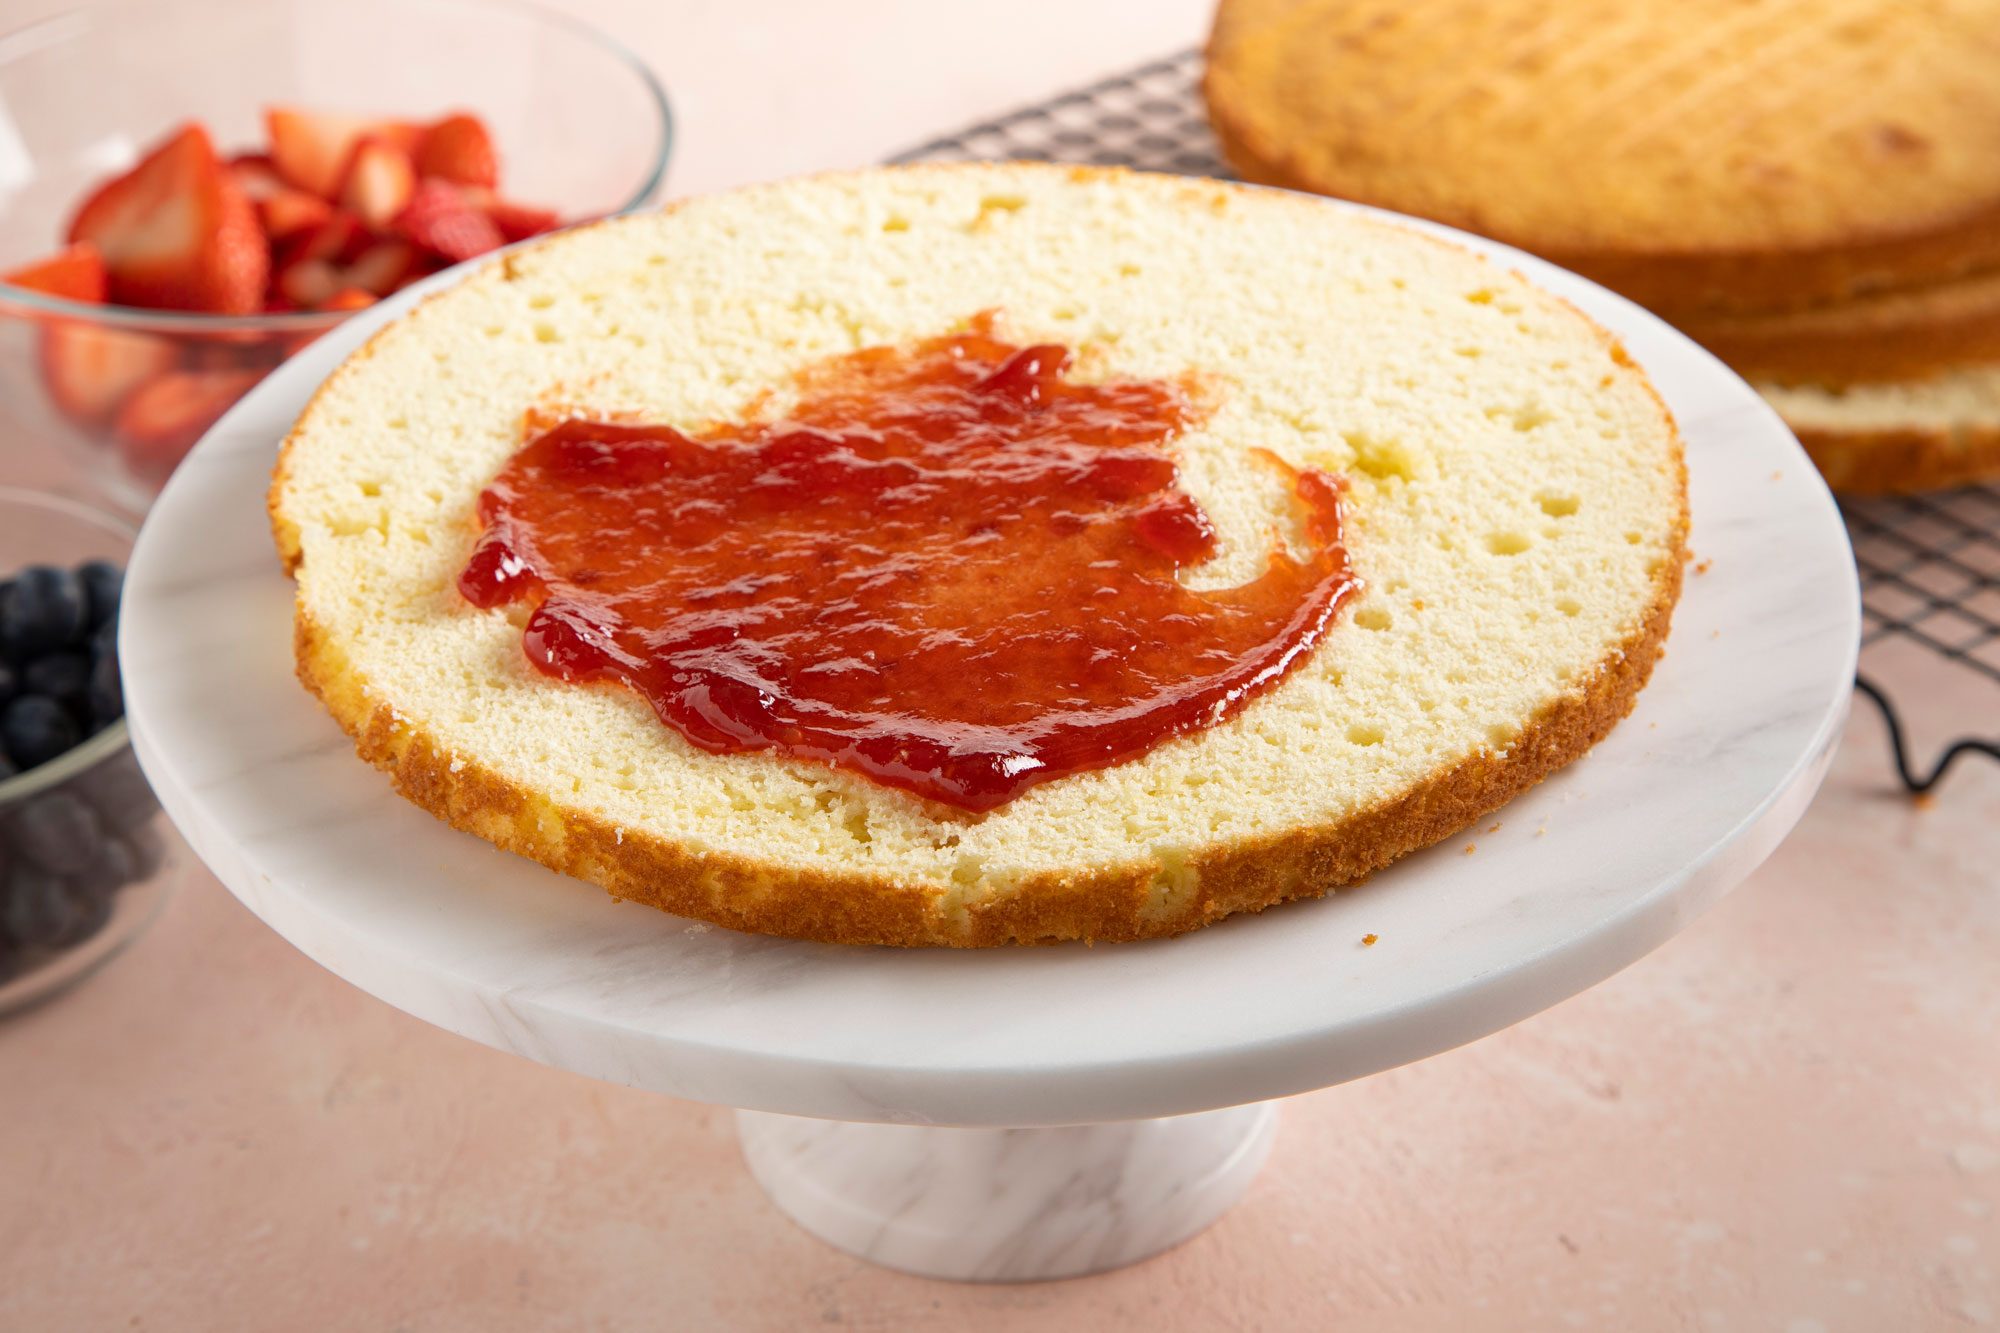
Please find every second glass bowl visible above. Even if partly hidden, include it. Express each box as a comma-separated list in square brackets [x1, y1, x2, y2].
[0, 487, 181, 1014]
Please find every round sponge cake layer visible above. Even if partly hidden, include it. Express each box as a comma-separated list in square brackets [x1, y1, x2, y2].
[271, 164, 1687, 947]
[1205, 0, 2000, 318]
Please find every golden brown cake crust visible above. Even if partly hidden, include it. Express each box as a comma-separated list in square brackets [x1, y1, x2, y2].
[1205, 0, 2000, 318]
[290, 547, 1682, 947]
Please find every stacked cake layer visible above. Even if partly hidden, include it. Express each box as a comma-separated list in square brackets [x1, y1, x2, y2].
[1205, 0, 2000, 491]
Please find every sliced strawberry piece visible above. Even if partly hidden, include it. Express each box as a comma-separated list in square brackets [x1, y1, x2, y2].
[274, 257, 342, 308]
[338, 137, 417, 229]
[67, 124, 269, 314]
[279, 325, 331, 357]
[229, 153, 286, 202]
[396, 179, 504, 263]
[413, 113, 498, 189]
[178, 333, 283, 375]
[114, 368, 265, 476]
[267, 107, 359, 198]
[4, 243, 109, 302]
[257, 189, 332, 243]
[39, 324, 180, 427]
[279, 209, 365, 267]
[265, 107, 419, 200]
[485, 198, 561, 243]
[390, 253, 447, 295]
[341, 240, 420, 295]
[318, 287, 377, 312]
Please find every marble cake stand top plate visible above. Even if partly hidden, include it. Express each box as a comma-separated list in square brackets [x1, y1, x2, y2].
[121, 202, 1859, 1128]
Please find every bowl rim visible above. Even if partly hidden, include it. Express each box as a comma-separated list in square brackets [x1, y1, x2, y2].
[0, 0, 674, 333]
[0, 485, 136, 806]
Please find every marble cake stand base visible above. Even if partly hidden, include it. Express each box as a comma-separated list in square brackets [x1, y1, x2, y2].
[122, 200, 1862, 1287]
[737, 1103, 1277, 1280]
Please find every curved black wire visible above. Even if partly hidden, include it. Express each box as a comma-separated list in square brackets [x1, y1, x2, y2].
[1855, 675, 2000, 796]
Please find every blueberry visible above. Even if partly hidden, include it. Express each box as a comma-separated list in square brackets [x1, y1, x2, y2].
[22, 651, 91, 710]
[122, 821, 166, 879]
[0, 566, 89, 659]
[78, 560, 123, 630]
[88, 652, 123, 730]
[89, 617, 120, 718]
[71, 832, 139, 899]
[0, 860, 75, 950]
[56, 878, 113, 948]
[0, 658, 15, 706]
[0, 750, 15, 783]
[5, 791, 102, 875]
[2, 695, 80, 771]
[77, 751, 158, 829]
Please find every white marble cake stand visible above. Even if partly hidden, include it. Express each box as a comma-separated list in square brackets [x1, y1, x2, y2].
[121, 205, 1858, 1282]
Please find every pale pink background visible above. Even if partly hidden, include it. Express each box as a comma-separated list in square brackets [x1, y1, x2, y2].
[2, 2, 1997, 1329]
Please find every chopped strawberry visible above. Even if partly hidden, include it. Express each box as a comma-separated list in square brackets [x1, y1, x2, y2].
[229, 153, 286, 202]
[318, 287, 377, 312]
[342, 240, 421, 295]
[257, 189, 332, 243]
[279, 210, 366, 267]
[338, 137, 417, 229]
[386, 253, 446, 296]
[278, 326, 328, 356]
[395, 179, 503, 263]
[179, 333, 283, 374]
[274, 233, 421, 307]
[265, 107, 419, 200]
[274, 257, 342, 308]
[67, 124, 268, 314]
[4, 243, 109, 302]
[114, 367, 265, 475]
[484, 198, 561, 243]
[413, 113, 498, 189]
[38, 107, 549, 322]
[39, 324, 180, 426]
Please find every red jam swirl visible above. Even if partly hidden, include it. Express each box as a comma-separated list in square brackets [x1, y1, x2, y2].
[459, 315, 1357, 812]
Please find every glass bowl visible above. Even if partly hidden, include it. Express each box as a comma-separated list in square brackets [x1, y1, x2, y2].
[0, 486, 180, 1014]
[0, 0, 671, 512]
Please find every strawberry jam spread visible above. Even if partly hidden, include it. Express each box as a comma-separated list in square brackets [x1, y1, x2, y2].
[459, 315, 1357, 812]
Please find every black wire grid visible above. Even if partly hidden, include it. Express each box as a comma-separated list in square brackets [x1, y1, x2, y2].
[892, 48, 2000, 790]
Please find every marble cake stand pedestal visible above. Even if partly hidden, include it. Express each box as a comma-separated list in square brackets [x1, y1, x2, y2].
[119, 207, 1859, 1282]
[735, 1104, 1277, 1279]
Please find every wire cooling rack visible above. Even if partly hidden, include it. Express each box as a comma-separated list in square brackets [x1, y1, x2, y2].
[1843, 489, 2000, 789]
[893, 48, 2000, 792]
[891, 50, 1227, 175]
[1844, 488, 2000, 684]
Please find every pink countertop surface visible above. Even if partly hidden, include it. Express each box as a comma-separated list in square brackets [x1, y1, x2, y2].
[4, 661, 1995, 1331]
[2, 2, 1996, 1328]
